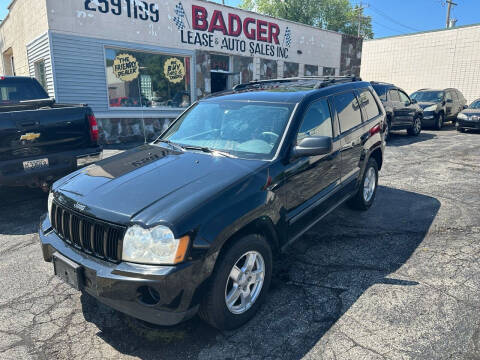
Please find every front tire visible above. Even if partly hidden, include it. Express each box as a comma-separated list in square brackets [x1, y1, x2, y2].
[435, 113, 444, 130]
[384, 118, 391, 141]
[347, 158, 379, 211]
[199, 234, 272, 330]
[407, 116, 422, 136]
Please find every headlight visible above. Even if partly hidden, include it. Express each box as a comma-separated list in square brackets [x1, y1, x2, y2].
[47, 192, 54, 222]
[457, 113, 468, 120]
[424, 105, 437, 112]
[122, 225, 189, 265]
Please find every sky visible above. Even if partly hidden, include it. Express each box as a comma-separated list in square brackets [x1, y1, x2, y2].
[0, 0, 478, 39]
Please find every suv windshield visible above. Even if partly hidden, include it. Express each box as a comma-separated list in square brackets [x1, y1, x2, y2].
[411, 91, 444, 102]
[469, 100, 480, 109]
[0, 79, 49, 103]
[161, 101, 295, 160]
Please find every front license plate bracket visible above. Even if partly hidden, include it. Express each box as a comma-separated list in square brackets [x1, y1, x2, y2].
[53, 252, 83, 290]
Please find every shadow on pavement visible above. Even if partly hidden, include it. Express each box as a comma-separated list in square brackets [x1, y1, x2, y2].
[387, 131, 436, 147]
[80, 185, 440, 359]
[0, 186, 47, 235]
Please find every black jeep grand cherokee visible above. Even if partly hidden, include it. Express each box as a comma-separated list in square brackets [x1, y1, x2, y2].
[39, 77, 385, 330]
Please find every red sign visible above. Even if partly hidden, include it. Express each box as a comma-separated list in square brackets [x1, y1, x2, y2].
[192, 5, 281, 45]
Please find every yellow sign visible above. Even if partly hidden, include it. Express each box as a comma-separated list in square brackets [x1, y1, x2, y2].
[164, 58, 185, 83]
[113, 54, 139, 82]
[20, 133, 41, 141]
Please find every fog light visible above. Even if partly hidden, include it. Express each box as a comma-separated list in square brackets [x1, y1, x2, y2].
[136, 286, 161, 306]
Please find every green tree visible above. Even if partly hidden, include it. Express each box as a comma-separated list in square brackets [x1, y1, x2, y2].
[240, 0, 373, 38]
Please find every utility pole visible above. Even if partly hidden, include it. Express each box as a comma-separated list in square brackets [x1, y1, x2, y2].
[356, 2, 368, 38]
[446, 0, 457, 28]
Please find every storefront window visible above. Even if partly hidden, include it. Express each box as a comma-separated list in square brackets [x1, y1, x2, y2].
[284, 62, 299, 78]
[105, 48, 191, 109]
[233, 56, 253, 86]
[196, 51, 211, 99]
[323, 67, 336, 76]
[304, 65, 319, 76]
[260, 59, 277, 80]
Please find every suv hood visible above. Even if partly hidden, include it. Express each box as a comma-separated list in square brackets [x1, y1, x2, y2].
[54, 144, 265, 224]
[460, 109, 480, 115]
[418, 102, 439, 109]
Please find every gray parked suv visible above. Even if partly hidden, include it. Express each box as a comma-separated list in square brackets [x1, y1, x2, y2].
[411, 88, 467, 130]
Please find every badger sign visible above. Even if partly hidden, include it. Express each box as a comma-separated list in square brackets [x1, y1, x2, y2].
[113, 54, 139, 82]
[164, 58, 186, 83]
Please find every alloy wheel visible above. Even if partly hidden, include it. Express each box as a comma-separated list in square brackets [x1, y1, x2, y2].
[225, 251, 265, 315]
[363, 167, 377, 202]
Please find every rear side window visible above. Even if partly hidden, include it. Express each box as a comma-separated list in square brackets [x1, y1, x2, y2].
[388, 90, 400, 102]
[296, 98, 333, 143]
[332, 91, 362, 133]
[450, 91, 458, 101]
[358, 89, 381, 120]
[445, 91, 453, 101]
[0, 79, 48, 103]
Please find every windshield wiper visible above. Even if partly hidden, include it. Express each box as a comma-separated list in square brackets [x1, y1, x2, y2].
[154, 139, 184, 152]
[181, 145, 237, 158]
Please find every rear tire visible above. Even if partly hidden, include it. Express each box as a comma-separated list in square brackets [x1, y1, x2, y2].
[384, 118, 391, 141]
[407, 116, 422, 136]
[457, 127, 466, 133]
[435, 113, 444, 130]
[199, 234, 272, 330]
[347, 158, 379, 211]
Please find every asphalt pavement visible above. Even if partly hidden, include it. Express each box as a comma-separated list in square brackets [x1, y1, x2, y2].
[0, 125, 479, 359]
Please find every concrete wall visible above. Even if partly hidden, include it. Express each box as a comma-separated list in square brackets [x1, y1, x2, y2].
[0, 0, 49, 76]
[361, 24, 480, 103]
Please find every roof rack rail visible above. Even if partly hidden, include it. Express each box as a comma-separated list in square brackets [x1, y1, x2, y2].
[233, 76, 362, 91]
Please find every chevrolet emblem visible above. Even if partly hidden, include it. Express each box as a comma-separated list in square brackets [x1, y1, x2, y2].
[20, 133, 41, 141]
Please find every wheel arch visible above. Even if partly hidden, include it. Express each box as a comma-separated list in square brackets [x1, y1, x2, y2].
[370, 147, 383, 171]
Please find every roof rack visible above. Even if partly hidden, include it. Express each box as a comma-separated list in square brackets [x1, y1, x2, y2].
[232, 76, 362, 91]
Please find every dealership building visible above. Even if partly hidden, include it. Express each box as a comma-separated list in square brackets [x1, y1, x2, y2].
[361, 23, 480, 103]
[0, 0, 362, 144]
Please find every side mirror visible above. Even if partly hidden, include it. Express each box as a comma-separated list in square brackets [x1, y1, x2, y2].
[404, 101, 411, 106]
[292, 136, 333, 159]
[463, 105, 468, 109]
[411, 99, 417, 104]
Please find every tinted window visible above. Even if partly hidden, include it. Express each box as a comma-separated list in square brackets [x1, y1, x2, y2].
[445, 92, 453, 101]
[398, 91, 410, 103]
[450, 91, 458, 101]
[0, 79, 48, 103]
[296, 99, 333, 143]
[359, 89, 381, 120]
[469, 100, 480, 109]
[371, 85, 387, 101]
[333, 92, 362, 133]
[388, 90, 400, 102]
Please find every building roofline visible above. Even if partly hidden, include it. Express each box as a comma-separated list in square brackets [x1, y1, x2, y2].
[366, 22, 480, 41]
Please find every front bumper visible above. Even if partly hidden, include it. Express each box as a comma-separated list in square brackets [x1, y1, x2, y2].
[421, 111, 436, 125]
[457, 119, 480, 130]
[39, 215, 205, 326]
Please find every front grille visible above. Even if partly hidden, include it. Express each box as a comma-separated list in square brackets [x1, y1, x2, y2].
[50, 202, 125, 262]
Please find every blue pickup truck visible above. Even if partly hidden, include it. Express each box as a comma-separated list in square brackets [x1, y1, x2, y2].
[0, 76, 102, 190]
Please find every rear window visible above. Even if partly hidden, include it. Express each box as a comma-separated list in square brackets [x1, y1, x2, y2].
[332, 91, 363, 133]
[0, 79, 48, 103]
[358, 89, 381, 120]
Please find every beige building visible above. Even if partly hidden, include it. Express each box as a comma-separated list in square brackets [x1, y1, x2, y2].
[361, 23, 480, 103]
[1, 0, 362, 144]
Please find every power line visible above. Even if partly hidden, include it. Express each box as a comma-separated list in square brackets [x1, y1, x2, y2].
[368, 4, 421, 32]
[372, 20, 410, 36]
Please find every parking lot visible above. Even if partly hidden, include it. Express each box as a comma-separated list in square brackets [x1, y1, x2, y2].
[0, 125, 479, 360]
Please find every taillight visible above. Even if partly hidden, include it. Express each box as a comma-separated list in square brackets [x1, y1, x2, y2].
[369, 124, 381, 136]
[87, 114, 99, 143]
